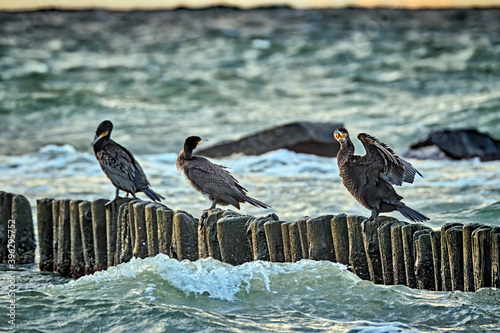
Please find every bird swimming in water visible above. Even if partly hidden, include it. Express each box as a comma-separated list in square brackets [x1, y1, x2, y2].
[334, 128, 429, 223]
[92, 120, 165, 205]
[176, 136, 271, 212]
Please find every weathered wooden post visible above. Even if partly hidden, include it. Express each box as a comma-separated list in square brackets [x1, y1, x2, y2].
[217, 215, 252, 265]
[472, 226, 492, 290]
[391, 221, 409, 285]
[172, 211, 198, 261]
[51, 199, 60, 271]
[116, 203, 133, 265]
[247, 214, 278, 261]
[430, 230, 442, 291]
[288, 221, 302, 262]
[157, 206, 174, 257]
[78, 201, 94, 274]
[55, 199, 71, 276]
[198, 209, 224, 259]
[377, 221, 400, 285]
[91, 198, 108, 271]
[440, 222, 463, 291]
[402, 223, 431, 289]
[297, 216, 310, 260]
[132, 201, 149, 259]
[414, 230, 434, 290]
[145, 203, 161, 257]
[11, 194, 36, 264]
[106, 198, 131, 267]
[445, 225, 464, 291]
[264, 220, 284, 262]
[362, 216, 397, 284]
[463, 223, 483, 292]
[307, 215, 335, 261]
[0, 192, 13, 263]
[331, 214, 349, 266]
[347, 215, 369, 280]
[492, 227, 500, 289]
[281, 222, 291, 262]
[37, 198, 54, 271]
[70, 200, 84, 278]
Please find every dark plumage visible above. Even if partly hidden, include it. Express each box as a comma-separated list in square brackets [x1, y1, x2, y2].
[92, 120, 165, 205]
[334, 128, 429, 222]
[176, 136, 270, 211]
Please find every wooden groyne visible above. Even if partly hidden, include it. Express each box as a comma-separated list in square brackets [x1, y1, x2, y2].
[0, 191, 36, 264]
[35, 197, 500, 291]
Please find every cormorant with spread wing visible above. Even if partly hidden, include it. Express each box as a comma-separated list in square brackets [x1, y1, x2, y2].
[334, 128, 429, 222]
[92, 120, 165, 205]
[177, 136, 270, 211]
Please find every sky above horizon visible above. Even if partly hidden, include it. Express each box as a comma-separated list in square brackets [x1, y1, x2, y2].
[0, 0, 499, 10]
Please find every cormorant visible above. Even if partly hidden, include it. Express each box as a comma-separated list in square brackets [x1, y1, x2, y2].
[176, 136, 271, 211]
[92, 120, 165, 205]
[334, 128, 429, 222]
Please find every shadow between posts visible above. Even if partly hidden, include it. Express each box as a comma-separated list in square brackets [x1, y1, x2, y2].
[36, 198, 500, 292]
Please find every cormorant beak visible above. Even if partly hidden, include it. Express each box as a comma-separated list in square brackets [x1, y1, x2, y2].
[91, 132, 107, 146]
[334, 130, 345, 141]
[197, 138, 208, 146]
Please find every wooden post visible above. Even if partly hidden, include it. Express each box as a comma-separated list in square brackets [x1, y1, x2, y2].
[362, 216, 397, 284]
[157, 206, 175, 258]
[52, 199, 60, 271]
[248, 214, 279, 261]
[0, 192, 13, 263]
[462, 223, 483, 292]
[56, 199, 71, 276]
[446, 226, 464, 291]
[70, 200, 84, 278]
[331, 214, 349, 265]
[347, 215, 369, 280]
[116, 204, 132, 264]
[198, 209, 224, 259]
[78, 201, 94, 275]
[106, 198, 131, 267]
[472, 226, 492, 290]
[440, 222, 463, 291]
[430, 230, 442, 291]
[132, 201, 149, 259]
[491, 227, 500, 289]
[11, 194, 36, 264]
[145, 203, 161, 257]
[217, 215, 252, 265]
[288, 221, 302, 262]
[264, 220, 284, 262]
[307, 215, 335, 261]
[402, 223, 431, 289]
[91, 199, 108, 271]
[37, 198, 54, 271]
[281, 222, 291, 262]
[297, 216, 310, 260]
[377, 221, 400, 285]
[172, 211, 198, 261]
[391, 221, 409, 285]
[414, 230, 434, 290]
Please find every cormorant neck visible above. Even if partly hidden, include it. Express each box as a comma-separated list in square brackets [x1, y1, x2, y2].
[183, 145, 195, 160]
[93, 135, 111, 151]
[337, 139, 355, 163]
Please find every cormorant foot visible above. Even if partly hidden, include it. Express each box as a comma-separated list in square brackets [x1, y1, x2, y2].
[201, 209, 210, 220]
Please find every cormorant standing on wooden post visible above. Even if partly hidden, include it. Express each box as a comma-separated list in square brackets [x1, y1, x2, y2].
[177, 136, 270, 212]
[334, 128, 429, 222]
[92, 120, 165, 205]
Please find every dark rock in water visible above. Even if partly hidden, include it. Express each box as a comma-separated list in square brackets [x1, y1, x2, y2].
[197, 121, 342, 158]
[407, 129, 500, 161]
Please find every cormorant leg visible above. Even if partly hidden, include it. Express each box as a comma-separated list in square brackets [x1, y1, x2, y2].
[361, 209, 379, 227]
[202, 200, 218, 220]
[210, 199, 217, 210]
[105, 188, 121, 206]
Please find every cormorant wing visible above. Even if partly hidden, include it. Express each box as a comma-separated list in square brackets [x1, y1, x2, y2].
[357, 133, 422, 186]
[184, 158, 247, 205]
[100, 142, 151, 192]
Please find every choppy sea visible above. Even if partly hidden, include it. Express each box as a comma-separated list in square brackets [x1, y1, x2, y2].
[0, 8, 499, 332]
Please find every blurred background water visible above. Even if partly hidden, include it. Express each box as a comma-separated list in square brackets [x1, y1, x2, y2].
[0, 8, 500, 332]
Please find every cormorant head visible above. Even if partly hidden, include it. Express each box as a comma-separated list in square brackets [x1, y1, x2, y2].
[92, 120, 113, 147]
[334, 128, 349, 143]
[184, 136, 204, 151]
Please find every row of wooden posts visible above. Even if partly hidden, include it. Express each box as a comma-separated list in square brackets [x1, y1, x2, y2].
[33, 196, 500, 292]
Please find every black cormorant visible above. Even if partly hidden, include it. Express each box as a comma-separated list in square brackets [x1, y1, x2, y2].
[176, 136, 271, 211]
[334, 128, 429, 222]
[92, 120, 165, 205]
